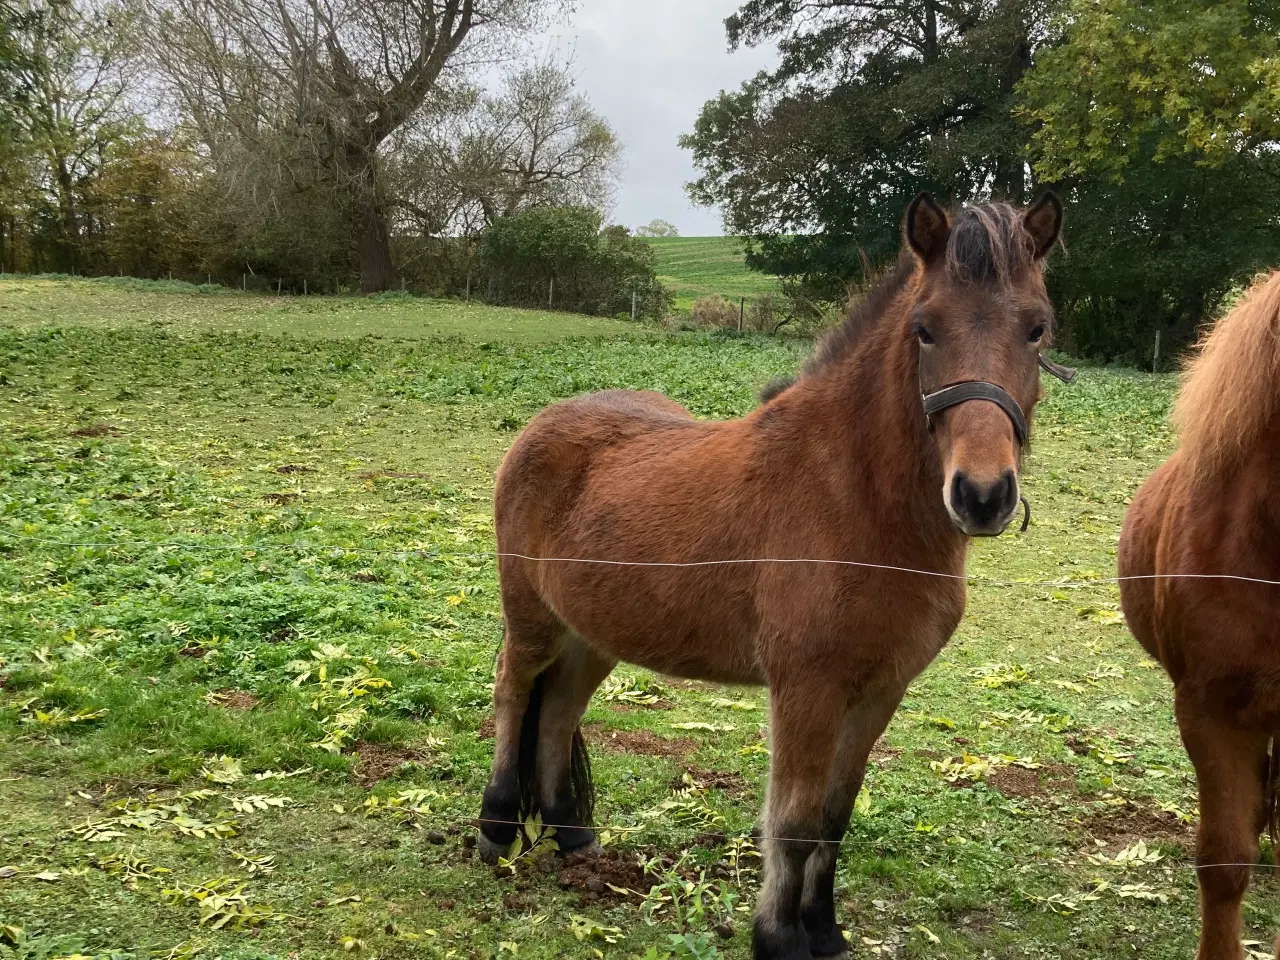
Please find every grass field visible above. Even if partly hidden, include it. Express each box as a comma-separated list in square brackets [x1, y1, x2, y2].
[1, 276, 1277, 960]
[648, 238, 782, 310]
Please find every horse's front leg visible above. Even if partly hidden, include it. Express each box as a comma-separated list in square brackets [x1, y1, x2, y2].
[1176, 690, 1271, 960]
[799, 684, 907, 957]
[753, 681, 846, 960]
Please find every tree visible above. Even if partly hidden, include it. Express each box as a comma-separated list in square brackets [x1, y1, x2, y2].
[1020, 0, 1280, 358]
[393, 61, 619, 239]
[3, 0, 137, 272]
[146, 0, 559, 292]
[636, 218, 678, 237]
[682, 0, 1051, 298]
[1021, 0, 1280, 182]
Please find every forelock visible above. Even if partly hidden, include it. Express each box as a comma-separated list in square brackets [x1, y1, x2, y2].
[944, 203, 1037, 287]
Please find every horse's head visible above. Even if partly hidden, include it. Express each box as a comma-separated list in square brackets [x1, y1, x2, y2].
[904, 192, 1065, 537]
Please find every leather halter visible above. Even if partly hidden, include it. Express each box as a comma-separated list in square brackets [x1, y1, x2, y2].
[920, 354, 1076, 533]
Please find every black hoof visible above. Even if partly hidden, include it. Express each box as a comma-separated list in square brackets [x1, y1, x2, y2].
[752, 920, 811, 960]
[805, 921, 848, 958]
[552, 824, 599, 856]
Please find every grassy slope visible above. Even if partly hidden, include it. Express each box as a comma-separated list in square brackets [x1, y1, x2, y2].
[1, 279, 1277, 960]
[0, 275, 637, 341]
[648, 237, 782, 310]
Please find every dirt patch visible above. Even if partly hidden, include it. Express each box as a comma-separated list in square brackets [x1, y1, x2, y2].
[1039, 762, 1078, 794]
[673, 767, 752, 798]
[478, 715, 496, 740]
[351, 571, 383, 583]
[1079, 803, 1195, 850]
[869, 740, 901, 765]
[70, 423, 120, 438]
[584, 725, 695, 758]
[350, 742, 430, 786]
[262, 492, 299, 506]
[359, 471, 433, 480]
[210, 690, 259, 711]
[912, 749, 943, 761]
[275, 464, 315, 474]
[985, 766, 1045, 799]
[556, 851, 654, 901]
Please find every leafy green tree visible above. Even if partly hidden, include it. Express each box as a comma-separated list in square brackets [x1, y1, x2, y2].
[682, 0, 1049, 298]
[1021, 0, 1280, 359]
[4, 0, 138, 272]
[1021, 0, 1280, 181]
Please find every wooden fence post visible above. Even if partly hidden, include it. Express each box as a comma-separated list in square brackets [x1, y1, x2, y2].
[739, 297, 744, 332]
[242, 273, 246, 291]
[1153, 329, 1161, 374]
[303, 278, 307, 296]
[549, 277, 554, 309]
[465, 273, 471, 301]
[631, 290, 637, 321]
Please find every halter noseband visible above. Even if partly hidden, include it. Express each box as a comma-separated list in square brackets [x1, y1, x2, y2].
[921, 355, 1076, 533]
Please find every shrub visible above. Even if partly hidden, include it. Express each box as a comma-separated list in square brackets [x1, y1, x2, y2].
[691, 295, 741, 329]
[478, 206, 671, 319]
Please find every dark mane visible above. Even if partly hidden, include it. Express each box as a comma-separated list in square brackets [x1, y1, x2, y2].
[945, 202, 1037, 287]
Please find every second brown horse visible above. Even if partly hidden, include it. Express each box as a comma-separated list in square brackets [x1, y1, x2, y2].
[478, 193, 1065, 960]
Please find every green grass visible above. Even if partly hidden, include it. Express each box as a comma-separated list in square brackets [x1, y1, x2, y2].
[649, 237, 782, 310]
[0, 275, 638, 341]
[1, 278, 1277, 959]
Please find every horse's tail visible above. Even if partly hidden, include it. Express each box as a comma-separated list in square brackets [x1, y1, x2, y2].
[515, 669, 595, 834]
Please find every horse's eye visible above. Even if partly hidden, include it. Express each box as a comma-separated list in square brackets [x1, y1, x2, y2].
[915, 325, 935, 346]
[1029, 324, 1046, 344]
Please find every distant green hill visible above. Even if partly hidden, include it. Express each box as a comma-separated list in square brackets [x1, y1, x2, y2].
[647, 236, 782, 310]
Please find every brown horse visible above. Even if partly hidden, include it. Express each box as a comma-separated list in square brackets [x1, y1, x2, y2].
[478, 193, 1065, 960]
[1119, 272, 1280, 960]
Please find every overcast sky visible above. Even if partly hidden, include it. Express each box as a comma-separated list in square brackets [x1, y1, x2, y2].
[536, 1, 777, 236]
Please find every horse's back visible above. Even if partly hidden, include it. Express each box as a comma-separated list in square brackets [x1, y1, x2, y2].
[495, 389, 697, 525]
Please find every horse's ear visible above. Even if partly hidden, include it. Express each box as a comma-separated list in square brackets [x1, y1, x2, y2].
[1023, 191, 1063, 259]
[904, 192, 950, 263]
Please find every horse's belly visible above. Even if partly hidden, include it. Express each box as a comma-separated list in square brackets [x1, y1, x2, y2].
[539, 571, 764, 685]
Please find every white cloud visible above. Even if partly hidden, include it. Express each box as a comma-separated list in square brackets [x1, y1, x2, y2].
[529, 0, 777, 236]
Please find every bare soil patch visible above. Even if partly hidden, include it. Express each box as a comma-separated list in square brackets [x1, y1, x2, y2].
[986, 766, 1045, 799]
[478, 715, 495, 740]
[210, 689, 259, 711]
[556, 851, 655, 901]
[350, 742, 429, 786]
[274, 464, 314, 474]
[262, 492, 298, 505]
[673, 767, 752, 798]
[584, 725, 695, 758]
[1080, 803, 1195, 850]
[869, 740, 901, 765]
[70, 423, 120, 438]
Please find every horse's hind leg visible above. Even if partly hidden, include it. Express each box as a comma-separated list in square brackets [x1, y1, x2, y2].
[754, 682, 845, 960]
[800, 685, 905, 957]
[477, 610, 565, 865]
[1177, 692, 1270, 960]
[533, 637, 616, 854]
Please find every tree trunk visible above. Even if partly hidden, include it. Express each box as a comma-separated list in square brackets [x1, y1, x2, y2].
[347, 140, 395, 293]
[54, 153, 79, 271]
[357, 196, 395, 294]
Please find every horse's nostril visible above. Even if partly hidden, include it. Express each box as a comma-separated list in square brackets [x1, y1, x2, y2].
[950, 469, 1018, 529]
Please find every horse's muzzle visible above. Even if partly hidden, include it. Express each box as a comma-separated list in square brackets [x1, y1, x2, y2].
[947, 468, 1019, 536]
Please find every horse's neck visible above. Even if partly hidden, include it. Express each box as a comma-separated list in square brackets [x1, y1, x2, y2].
[773, 320, 964, 562]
